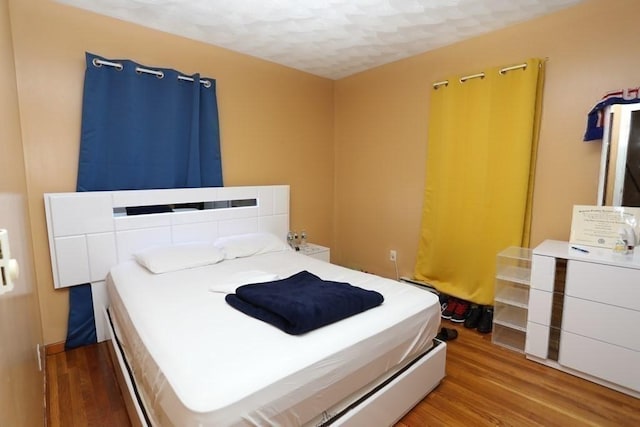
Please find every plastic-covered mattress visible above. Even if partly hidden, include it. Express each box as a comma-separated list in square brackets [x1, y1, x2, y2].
[107, 250, 441, 426]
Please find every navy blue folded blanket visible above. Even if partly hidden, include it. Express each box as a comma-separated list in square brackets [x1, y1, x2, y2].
[225, 270, 384, 335]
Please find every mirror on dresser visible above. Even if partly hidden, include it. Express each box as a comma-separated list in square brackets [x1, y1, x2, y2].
[597, 103, 640, 207]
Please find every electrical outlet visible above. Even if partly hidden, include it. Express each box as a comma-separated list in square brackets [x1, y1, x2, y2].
[389, 250, 397, 262]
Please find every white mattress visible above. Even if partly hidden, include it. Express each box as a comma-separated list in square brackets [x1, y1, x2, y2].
[107, 250, 441, 426]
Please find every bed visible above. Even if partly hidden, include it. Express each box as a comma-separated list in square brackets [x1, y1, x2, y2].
[44, 185, 446, 426]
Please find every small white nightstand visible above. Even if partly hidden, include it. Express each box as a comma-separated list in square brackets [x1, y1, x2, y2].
[299, 243, 330, 262]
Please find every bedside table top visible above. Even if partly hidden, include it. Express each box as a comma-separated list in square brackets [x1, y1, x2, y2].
[298, 243, 328, 256]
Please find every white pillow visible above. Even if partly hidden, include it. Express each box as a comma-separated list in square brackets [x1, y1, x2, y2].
[134, 242, 225, 274]
[214, 232, 290, 259]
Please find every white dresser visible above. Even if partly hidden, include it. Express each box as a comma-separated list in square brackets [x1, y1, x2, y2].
[525, 240, 640, 398]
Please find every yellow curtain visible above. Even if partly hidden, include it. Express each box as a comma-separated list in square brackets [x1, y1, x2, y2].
[414, 58, 545, 305]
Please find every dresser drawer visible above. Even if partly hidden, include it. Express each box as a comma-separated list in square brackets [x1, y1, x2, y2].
[559, 331, 640, 393]
[525, 321, 549, 359]
[566, 260, 640, 311]
[530, 255, 556, 291]
[527, 288, 552, 325]
[563, 297, 640, 351]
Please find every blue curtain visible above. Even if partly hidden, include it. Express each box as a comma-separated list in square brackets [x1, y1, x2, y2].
[66, 52, 223, 349]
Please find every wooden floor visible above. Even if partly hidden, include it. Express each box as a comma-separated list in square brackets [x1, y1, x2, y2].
[46, 341, 130, 427]
[398, 320, 640, 426]
[46, 320, 640, 426]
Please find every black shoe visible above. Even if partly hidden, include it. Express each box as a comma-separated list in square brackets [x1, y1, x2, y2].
[438, 293, 449, 306]
[464, 304, 482, 329]
[477, 306, 493, 334]
[436, 327, 458, 342]
[438, 294, 449, 314]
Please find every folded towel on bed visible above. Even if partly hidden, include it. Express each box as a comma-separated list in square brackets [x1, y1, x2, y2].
[225, 270, 384, 335]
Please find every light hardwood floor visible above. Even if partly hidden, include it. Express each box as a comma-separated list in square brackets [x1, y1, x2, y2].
[46, 319, 640, 426]
[46, 341, 130, 427]
[397, 320, 640, 426]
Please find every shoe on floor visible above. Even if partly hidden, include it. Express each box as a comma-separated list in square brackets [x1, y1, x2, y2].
[464, 304, 483, 329]
[436, 327, 458, 341]
[450, 299, 470, 323]
[441, 298, 458, 319]
[439, 294, 449, 315]
[438, 293, 449, 307]
[477, 306, 494, 334]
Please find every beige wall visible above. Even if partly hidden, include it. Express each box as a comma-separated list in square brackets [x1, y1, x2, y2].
[334, 0, 640, 279]
[0, 0, 44, 424]
[9, 0, 335, 344]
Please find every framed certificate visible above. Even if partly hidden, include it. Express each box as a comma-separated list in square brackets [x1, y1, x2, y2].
[570, 205, 640, 248]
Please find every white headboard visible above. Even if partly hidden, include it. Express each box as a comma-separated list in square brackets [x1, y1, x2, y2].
[44, 185, 289, 342]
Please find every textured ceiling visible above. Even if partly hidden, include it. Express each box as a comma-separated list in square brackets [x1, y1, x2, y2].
[55, 0, 584, 79]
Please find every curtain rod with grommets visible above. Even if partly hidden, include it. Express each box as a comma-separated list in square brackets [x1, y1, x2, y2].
[91, 58, 212, 88]
[432, 62, 529, 89]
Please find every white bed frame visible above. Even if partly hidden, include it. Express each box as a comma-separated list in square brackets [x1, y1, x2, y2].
[44, 185, 446, 426]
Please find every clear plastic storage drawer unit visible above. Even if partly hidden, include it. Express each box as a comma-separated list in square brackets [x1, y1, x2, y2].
[493, 246, 532, 353]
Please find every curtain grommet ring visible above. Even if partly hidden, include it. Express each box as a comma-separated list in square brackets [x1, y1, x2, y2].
[459, 73, 485, 84]
[432, 80, 448, 90]
[203, 80, 212, 88]
[499, 63, 528, 75]
[92, 58, 123, 71]
[135, 66, 163, 78]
